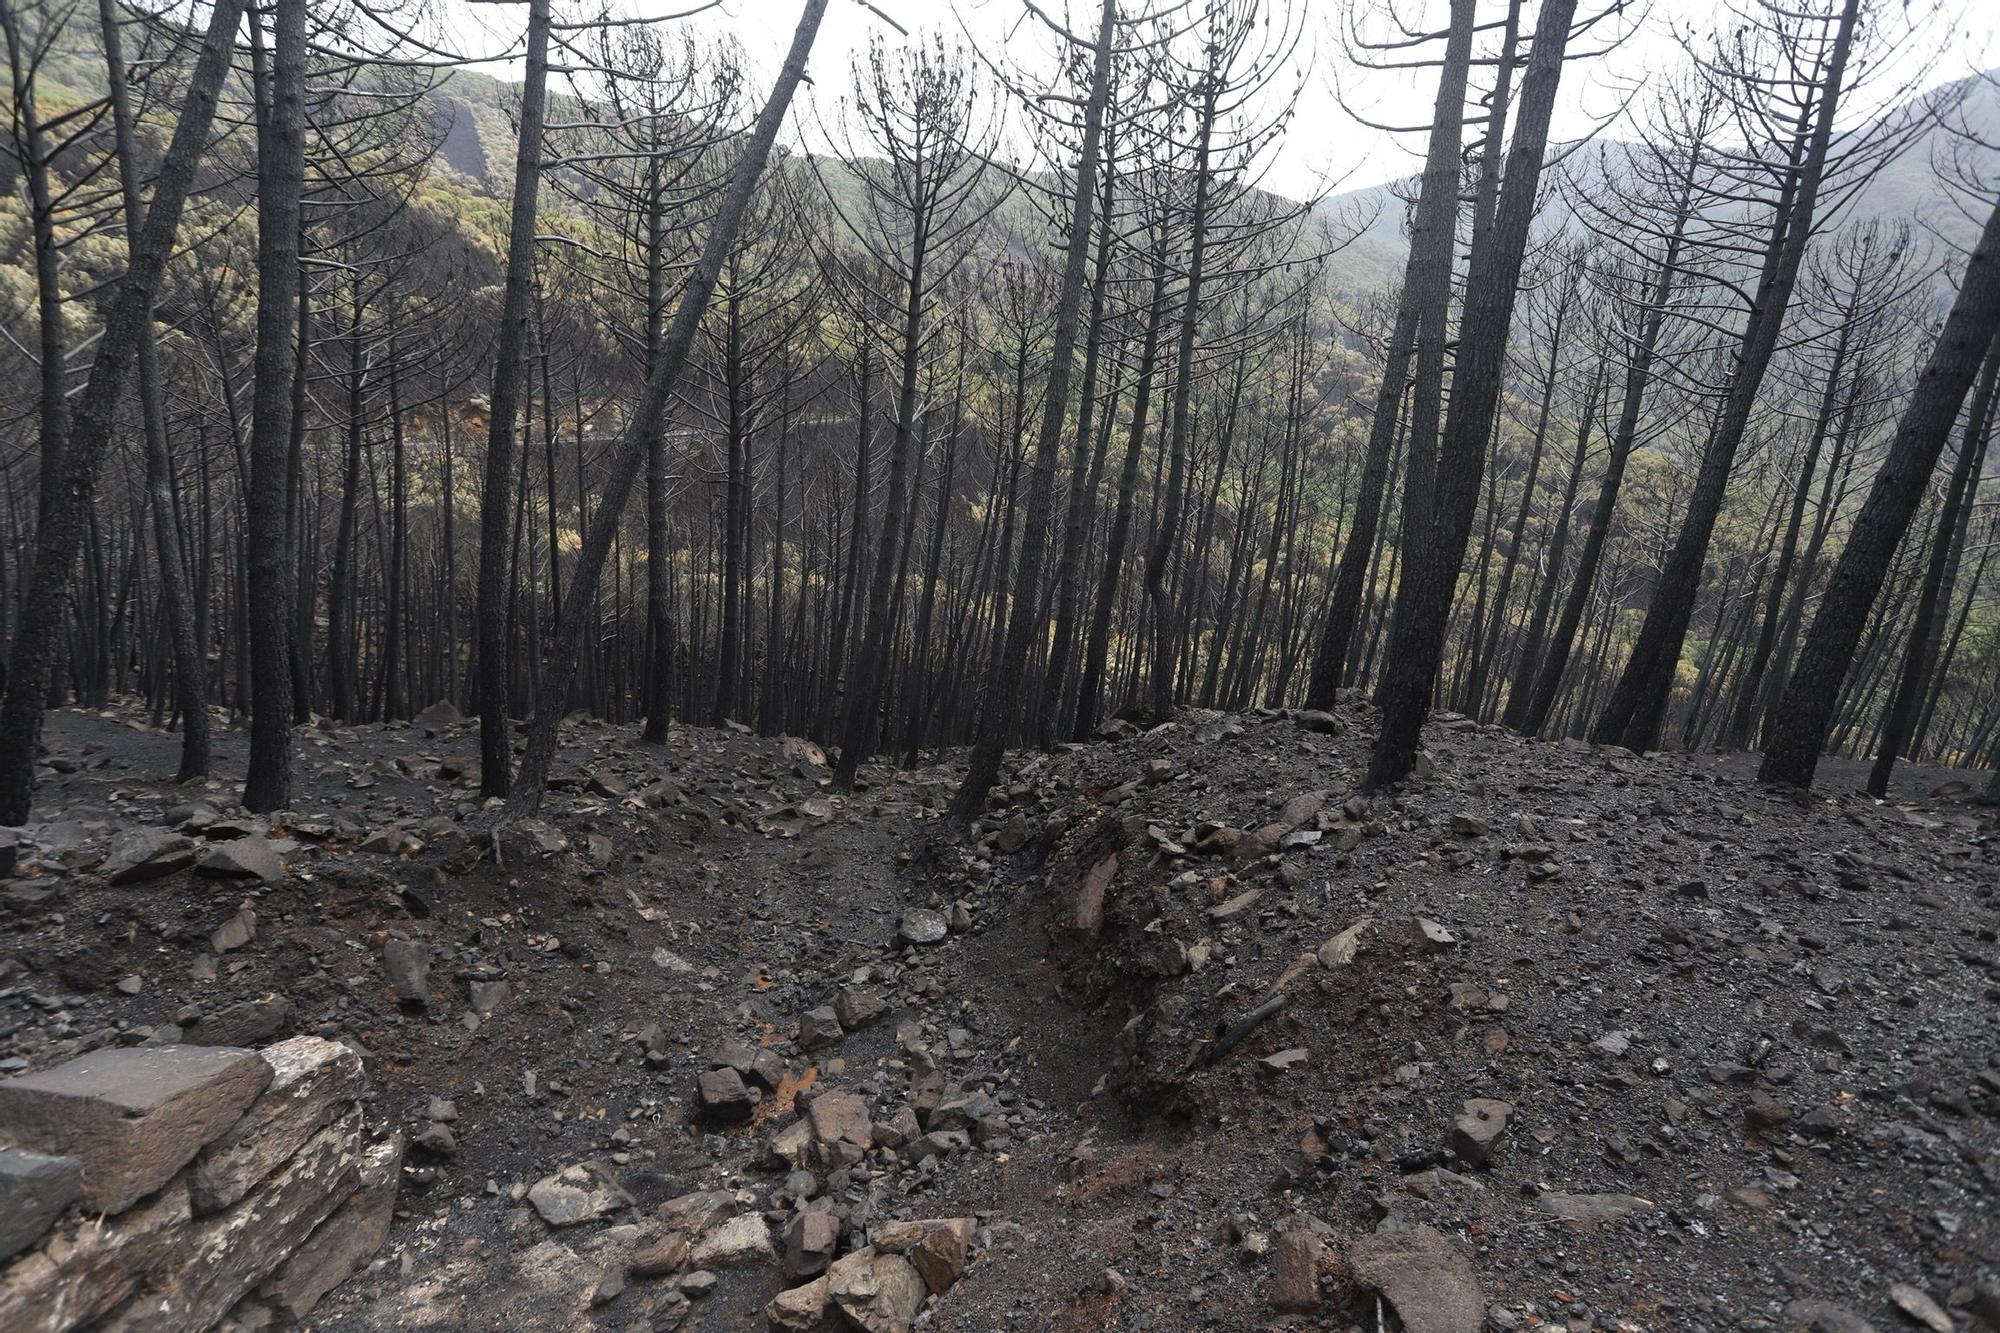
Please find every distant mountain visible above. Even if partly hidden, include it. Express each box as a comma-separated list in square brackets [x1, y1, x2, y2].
[1312, 68, 2000, 292]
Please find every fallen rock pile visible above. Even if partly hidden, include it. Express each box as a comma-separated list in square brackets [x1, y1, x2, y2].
[0, 1038, 400, 1331]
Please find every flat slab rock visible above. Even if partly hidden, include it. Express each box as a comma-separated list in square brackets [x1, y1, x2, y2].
[1536, 1191, 1654, 1224]
[1347, 1223, 1483, 1333]
[0, 1045, 273, 1214]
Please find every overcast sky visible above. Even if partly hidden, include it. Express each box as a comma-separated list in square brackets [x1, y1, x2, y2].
[449, 0, 2000, 199]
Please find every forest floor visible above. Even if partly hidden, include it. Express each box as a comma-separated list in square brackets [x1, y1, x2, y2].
[1, 699, 1996, 1333]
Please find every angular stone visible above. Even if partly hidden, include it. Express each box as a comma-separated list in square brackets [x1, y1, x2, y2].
[411, 699, 462, 731]
[1886, 1284, 1952, 1333]
[807, 1091, 873, 1162]
[768, 1275, 832, 1330]
[1348, 1224, 1483, 1333]
[689, 1212, 773, 1268]
[658, 1189, 738, 1235]
[102, 829, 195, 885]
[1536, 1192, 1654, 1225]
[1450, 1098, 1512, 1168]
[695, 1067, 758, 1124]
[834, 988, 888, 1031]
[93, 1109, 363, 1333]
[912, 1216, 972, 1288]
[257, 1132, 403, 1320]
[527, 1163, 627, 1228]
[381, 939, 429, 1009]
[827, 1247, 928, 1332]
[209, 908, 256, 954]
[0, 1147, 83, 1262]
[195, 838, 285, 883]
[0, 1045, 273, 1214]
[796, 1005, 843, 1051]
[0, 1179, 192, 1333]
[189, 1037, 364, 1214]
[1270, 1230, 1322, 1312]
[183, 996, 291, 1049]
[628, 1230, 689, 1279]
[783, 1208, 840, 1278]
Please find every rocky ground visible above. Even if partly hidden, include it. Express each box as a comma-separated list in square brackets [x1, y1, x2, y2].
[0, 696, 1995, 1332]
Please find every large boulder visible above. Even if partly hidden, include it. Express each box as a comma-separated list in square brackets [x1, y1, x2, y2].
[0, 1047, 273, 1214]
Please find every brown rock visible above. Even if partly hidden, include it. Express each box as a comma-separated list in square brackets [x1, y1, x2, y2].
[783, 1208, 840, 1279]
[1269, 1230, 1322, 1312]
[257, 1131, 404, 1320]
[0, 1045, 273, 1214]
[1348, 1224, 1482, 1333]
[189, 1036, 364, 1214]
[768, 1275, 832, 1330]
[628, 1231, 690, 1279]
[94, 1108, 364, 1332]
[827, 1247, 928, 1333]
[0, 1180, 192, 1333]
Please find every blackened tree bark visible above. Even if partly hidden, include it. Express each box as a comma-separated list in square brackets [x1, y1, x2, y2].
[950, 0, 1116, 823]
[1761, 195, 2000, 788]
[1305, 0, 1476, 707]
[244, 0, 307, 814]
[476, 0, 552, 796]
[101, 0, 208, 780]
[1863, 337, 1999, 796]
[0, 0, 243, 824]
[1367, 0, 1579, 790]
[1594, 0, 1859, 753]
[506, 0, 831, 816]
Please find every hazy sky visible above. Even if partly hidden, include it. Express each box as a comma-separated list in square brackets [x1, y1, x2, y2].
[449, 0, 2000, 199]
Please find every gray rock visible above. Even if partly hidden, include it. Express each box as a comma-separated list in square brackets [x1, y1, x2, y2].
[195, 837, 285, 883]
[898, 910, 948, 946]
[209, 908, 257, 954]
[1782, 1299, 1880, 1333]
[102, 829, 196, 885]
[183, 996, 291, 1048]
[382, 938, 430, 1009]
[1535, 1192, 1654, 1224]
[689, 1213, 774, 1268]
[527, 1163, 627, 1228]
[0, 1045, 273, 1214]
[0, 1147, 83, 1261]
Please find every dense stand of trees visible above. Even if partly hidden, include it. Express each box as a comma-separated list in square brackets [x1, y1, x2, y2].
[2, 0, 1998, 829]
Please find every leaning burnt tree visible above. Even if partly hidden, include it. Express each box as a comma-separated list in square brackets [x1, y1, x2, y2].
[1591, 0, 1936, 754]
[1367, 0, 1585, 789]
[0, 0, 244, 825]
[1761, 189, 2000, 790]
[505, 0, 833, 815]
